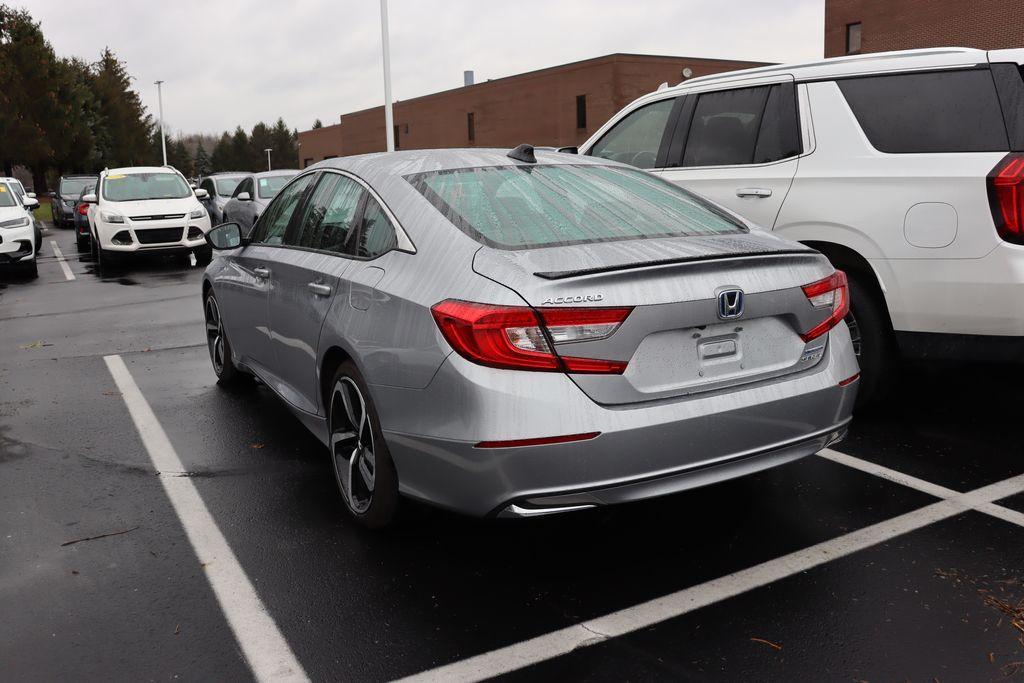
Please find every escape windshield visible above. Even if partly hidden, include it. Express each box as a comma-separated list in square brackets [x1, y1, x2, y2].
[407, 164, 746, 249]
[103, 173, 192, 202]
[0, 184, 16, 208]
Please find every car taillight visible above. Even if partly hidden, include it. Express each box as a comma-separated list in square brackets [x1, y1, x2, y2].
[431, 299, 632, 374]
[77, 203, 89, 216]
[989, 153, 1024, 245]
[800, 270, 849, 342]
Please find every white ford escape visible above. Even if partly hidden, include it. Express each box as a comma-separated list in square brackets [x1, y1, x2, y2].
[84, 166, 212, 271]
[578, 47, 1024, 406]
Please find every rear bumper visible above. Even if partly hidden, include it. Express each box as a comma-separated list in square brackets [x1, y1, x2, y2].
[377, 323, 859, 517]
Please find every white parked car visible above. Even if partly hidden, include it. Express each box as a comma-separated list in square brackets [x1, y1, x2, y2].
[0, 179, 40, 277]
[579, 47, 1024, 406]
[84, 166, 212, 271]
[0, 176, 42, 254]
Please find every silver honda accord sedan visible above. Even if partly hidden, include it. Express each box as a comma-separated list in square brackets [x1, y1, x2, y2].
[202, 146, 859, 528]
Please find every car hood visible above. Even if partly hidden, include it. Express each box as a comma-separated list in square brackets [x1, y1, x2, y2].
[0, 205, 29, 223]
[106, 197, 200, 217]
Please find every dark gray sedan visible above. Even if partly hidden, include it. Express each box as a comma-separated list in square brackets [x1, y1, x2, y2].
[201, 147, 858, 528]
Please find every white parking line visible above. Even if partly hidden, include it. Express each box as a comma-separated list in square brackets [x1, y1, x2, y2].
[819, 448, 1024, 528]
[104, 354, 308, 682]
[50, 240, 75, 281]
[401, 452, 1024, 682]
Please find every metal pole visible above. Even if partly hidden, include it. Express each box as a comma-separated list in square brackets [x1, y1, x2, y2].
[155, 80, 167, 166]
[264, 148, 272, 171]
[379, 0, 395, 152]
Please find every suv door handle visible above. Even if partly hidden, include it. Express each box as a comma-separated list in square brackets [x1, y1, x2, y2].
[736, 187, 773, 198]
[308, 282, 332, 297]
[253, 266, 270, 279]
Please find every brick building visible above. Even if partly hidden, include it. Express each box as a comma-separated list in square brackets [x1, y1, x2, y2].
[825, 0, 1024, 57]
[297, 53, 766, 165]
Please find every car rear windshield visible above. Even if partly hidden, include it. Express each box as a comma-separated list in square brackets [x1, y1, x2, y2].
[60, 177, 96, 196]
[215, 177, 243, 197]
[0, 184, 16, 208]
[407, 164, 746, 249]
[103, 173, 192, 202]
[257, 175, 294, 199]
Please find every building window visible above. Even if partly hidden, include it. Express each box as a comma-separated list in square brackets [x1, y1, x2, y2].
[303, 158, 313, 167]
[467, 112, 475, 143]
[846, 22, 862, 54]
[576, 94, 587, 129]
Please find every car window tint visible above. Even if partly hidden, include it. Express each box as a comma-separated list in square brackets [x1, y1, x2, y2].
[682, 86, 769, 167]
[838, 69, 1009, 153]
[290, 173, 363, 253]
[356, 196, 398, 258]
[251, 174, 314, 245]
[588, 98, 675, 169]
[753, 83, 802, 163]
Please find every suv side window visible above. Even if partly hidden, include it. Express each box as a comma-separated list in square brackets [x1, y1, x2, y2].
[356, 196, 398, 259]
[200, 178, 215, 195]
[588, 98, 676, 169]
[681, 86, 778, 167]
[251, 174, 314, 245]
[289, 173, 364, 253]
[838, 69, 1009, 153]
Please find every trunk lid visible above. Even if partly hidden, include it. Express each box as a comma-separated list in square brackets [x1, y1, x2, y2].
[473, 232, 837, 405]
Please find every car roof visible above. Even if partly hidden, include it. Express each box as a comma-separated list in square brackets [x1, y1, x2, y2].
[60, 174, 98, 178]
[104, 166, 183, 176]
[310, 148, 618, 186]
[250, 170, 299, 178]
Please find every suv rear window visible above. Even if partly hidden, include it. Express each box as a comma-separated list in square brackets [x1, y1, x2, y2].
[407, 164, 746, 250]
[838, 69, 1009, 153]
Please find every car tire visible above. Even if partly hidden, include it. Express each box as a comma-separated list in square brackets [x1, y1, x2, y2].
[327, 361, 399, 529]
[845, 270, 898, 410]
[195, 246, 213, 266]
[203, 290, 251, 387]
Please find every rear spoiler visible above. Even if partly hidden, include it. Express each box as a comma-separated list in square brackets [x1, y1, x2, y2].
[533, 248, 818, 280]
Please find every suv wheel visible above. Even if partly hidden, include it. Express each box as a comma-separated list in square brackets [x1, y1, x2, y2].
[845, 271, 898, 409]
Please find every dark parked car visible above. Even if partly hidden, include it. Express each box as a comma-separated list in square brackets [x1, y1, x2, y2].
[50, 175, 98, 228]
[197, 172, 247, 225]
[73, 183, 95, 251]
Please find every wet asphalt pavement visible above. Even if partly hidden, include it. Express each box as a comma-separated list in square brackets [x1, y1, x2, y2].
[2, 224, 1023, 682]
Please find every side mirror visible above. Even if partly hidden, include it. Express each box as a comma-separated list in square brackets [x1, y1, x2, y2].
[237, 191, 251, 202]
[557, 146, 579, 155]
[206, 222, 245, 250]
[27, 192, 36, 199]
[23, 197, 39, 210]
[47, 191, 56, 198]
[194, 188, 209, 199]
[82, 193, 97, 204]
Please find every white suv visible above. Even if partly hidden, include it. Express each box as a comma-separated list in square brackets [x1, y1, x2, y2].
[579, 47, 1024, 405]
[84, 166, 212, 270]
[0, 179, 40, 277]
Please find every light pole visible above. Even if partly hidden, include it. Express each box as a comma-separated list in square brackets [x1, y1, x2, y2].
[379, 0, 395, 152]
[154, 80, 167, 166]
[264, 148, 272, 171]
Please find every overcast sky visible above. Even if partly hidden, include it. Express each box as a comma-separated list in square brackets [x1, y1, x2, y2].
[26, 0, 824, 136]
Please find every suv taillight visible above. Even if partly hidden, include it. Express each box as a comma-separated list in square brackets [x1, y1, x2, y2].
[431, 300, 632, 374]
[988, 153, 1024, 245]
[800, 270, 849, 342]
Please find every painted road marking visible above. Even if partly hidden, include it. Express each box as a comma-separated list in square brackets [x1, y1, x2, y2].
[820, 448, 1024, 528]
[400, 453, 1024, 682]
[104, 354, 308, 682]
[50, 240, 75, 281]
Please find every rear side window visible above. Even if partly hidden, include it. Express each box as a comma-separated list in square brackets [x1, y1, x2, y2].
[991, 63, 1024, 151]
[407, 164, 746, 250]
[838, 69, 1009, 153]
[588, 98, 676, 169]
[356, 198, 398, 259]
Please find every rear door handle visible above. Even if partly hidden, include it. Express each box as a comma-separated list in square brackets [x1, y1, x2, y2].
[736, 187, 772, 198]
[252, 266, 270, 279]
[308, 282, 332, 297]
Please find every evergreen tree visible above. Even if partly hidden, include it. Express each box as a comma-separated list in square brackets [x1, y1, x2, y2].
[271, 117, 297, 169]
[194, 141, 212, 176]
[210, 132, 232, 172]
[312, 119, 323, 129]
[249, 121, 273, 170]
[92, 47, 152, 167]
[229, 126, 250, 170]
